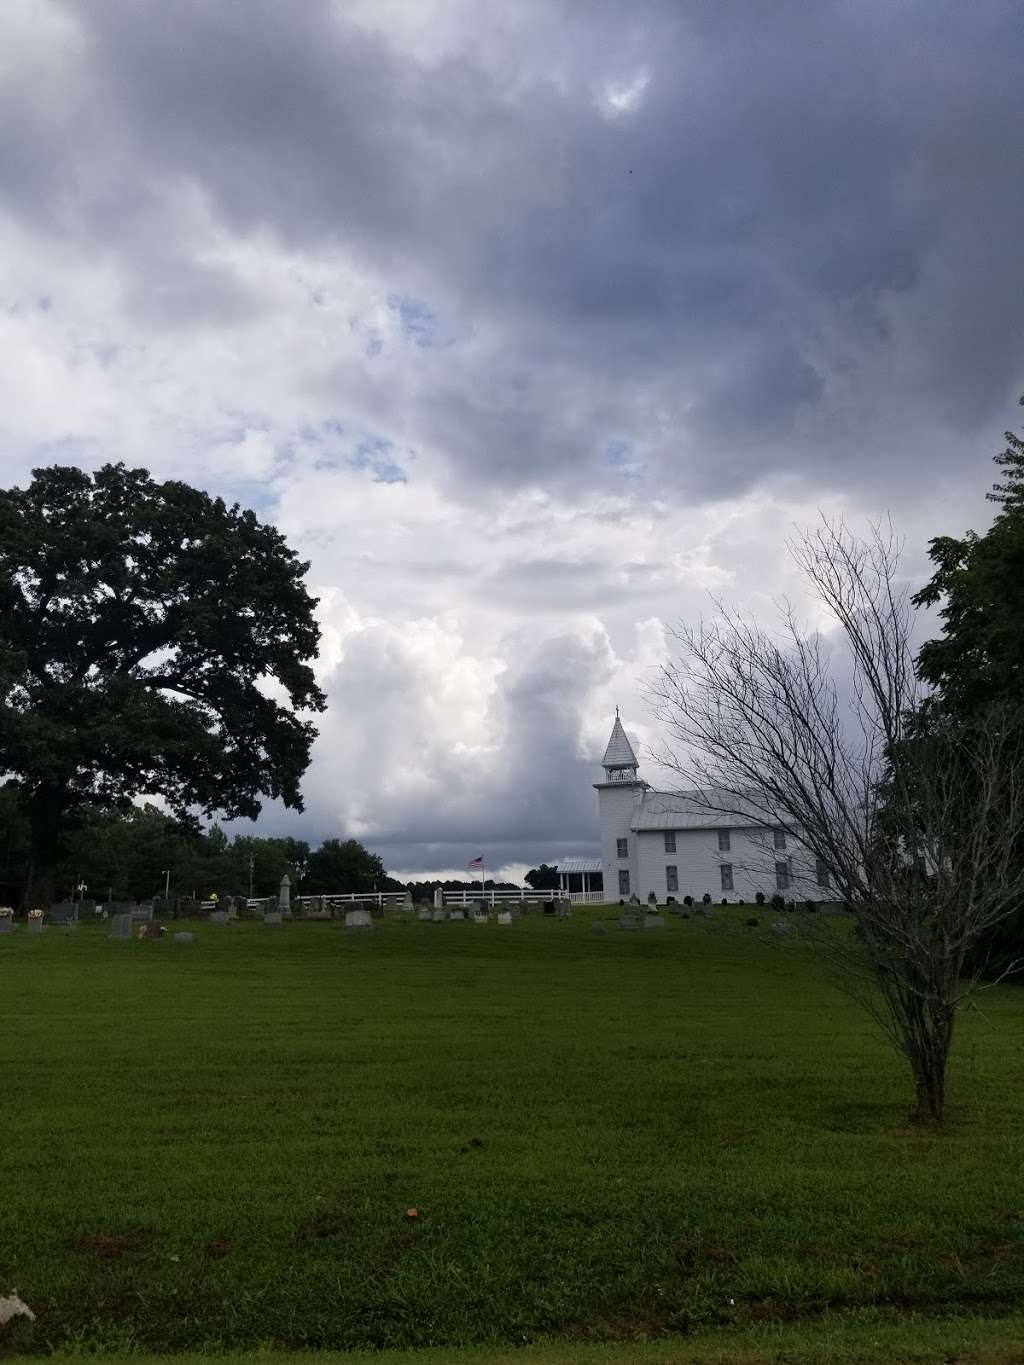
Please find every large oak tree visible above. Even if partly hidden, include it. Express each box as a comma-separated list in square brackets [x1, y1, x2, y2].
[0, 463, 326, 905]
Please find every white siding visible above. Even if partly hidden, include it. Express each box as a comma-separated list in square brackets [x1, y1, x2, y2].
[597, 782, 642, 898]
[633, 826, 819, 903]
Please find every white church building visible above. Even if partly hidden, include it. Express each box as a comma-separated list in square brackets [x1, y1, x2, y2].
[557, 713, 829, 905]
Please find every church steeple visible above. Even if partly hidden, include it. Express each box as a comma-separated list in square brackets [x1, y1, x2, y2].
[601, 709, 640, 781]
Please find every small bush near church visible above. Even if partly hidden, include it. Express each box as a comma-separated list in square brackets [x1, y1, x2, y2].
[746, 917, 760, 927]
[720, 897, 729, 905]
[771, 893, 786, 911]
[702, 892, 712, 905]
[755, 891, 766, 904]
[683, 895, 693, 906]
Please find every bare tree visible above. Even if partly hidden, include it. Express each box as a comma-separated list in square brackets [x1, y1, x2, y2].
[649, 519, 1024, 1124]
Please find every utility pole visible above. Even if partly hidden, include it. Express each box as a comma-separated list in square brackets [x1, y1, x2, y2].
[248, 855, 255, 901]
[162, 869, 170, 901]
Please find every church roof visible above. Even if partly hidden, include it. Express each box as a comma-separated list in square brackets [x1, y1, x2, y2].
[630, 788, 777, 831]
[602, 713, 639, 769]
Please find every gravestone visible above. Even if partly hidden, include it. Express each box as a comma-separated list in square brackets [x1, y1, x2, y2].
[173, 931, 194, 943]
[496, 911, 512, 925]
[629, 894, 641, 906]
[369, 903, 385, 920]
[448, 908, 465, 921]
[772, 919, 793, 938]
[210, 910, 229, 925]
[509, 906, 522, 921]
[643, 913, 667, 930]
[431, 908, 447, 922]
[417, 907, 432, 921]
[345, 908, 374, 931]
[590, 920, 609, 935]
[556, 901, 570, 920]
[49, 902, 79, 924]
[433, 887, 445, 909]
[471, 910, 488, 923]
[110, 914, 133, 939]
[0, 918, 13, 935]
[618, 909, 642, 931]
[28, 918, 44, 934]
[263, 911, 283, 926]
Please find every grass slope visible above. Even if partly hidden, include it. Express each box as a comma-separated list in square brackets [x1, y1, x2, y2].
[0, 911, 1021, 1356]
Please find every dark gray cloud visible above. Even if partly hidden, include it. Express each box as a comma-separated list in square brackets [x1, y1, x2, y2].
[3, 0, 1022, 873]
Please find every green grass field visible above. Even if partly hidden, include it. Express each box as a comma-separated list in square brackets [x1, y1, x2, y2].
[1, 910, 1021, 1360]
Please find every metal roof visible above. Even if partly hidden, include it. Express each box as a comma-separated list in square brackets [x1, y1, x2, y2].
[555, 857, 603, 873]
[601, 714, 639, 769]
[630, 788, 779, 831]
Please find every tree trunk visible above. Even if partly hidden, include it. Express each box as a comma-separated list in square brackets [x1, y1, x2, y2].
[20, 785, 69, 911]
[908, 1018, 954, 1125]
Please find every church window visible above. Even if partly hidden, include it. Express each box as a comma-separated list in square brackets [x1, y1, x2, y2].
[618, 869, 630, 896]
[718, 829, 731, 851]
[775, 861, 790, 891]
[616, 837, 628, 858]
[720, 863, 733, 891]
[816, 859, 830, 889]
[774, 829, 787, 851]
[666, 865, 678, 893]
[664, 831, 676, 853]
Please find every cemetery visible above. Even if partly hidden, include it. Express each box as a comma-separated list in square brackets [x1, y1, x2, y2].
[0, 905, 1022, 1362]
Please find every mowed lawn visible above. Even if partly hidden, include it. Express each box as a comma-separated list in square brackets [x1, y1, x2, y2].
[0, 911, 1022, 1358]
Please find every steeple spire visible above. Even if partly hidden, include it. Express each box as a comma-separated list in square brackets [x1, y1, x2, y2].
[601, 712, 639, 779]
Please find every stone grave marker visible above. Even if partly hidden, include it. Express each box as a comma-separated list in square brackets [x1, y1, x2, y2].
[643, 913, 667, 930]
[110, 913, 133, 939]
[417, 906, 432, 921]
[28, 918, 44, 934]
[263, 910, 283, 926]
[618, 909, 642, 931]
[431, 908, 447, 922]
[210, 910, 229, 925]
[0, 919, 13, 935]
[345, 908, 374, 931]
[590, 920, 609, 935]
[173, 931, 194, 943]
[496, 911, 512, 925]
[49, 902, 79, 925]
[448, 908, 465, 921]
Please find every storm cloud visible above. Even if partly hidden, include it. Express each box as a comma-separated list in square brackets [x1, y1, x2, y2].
[1, 0, 1021, 875]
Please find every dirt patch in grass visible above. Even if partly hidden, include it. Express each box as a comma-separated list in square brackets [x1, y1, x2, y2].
[73, 1233, 144, 1259]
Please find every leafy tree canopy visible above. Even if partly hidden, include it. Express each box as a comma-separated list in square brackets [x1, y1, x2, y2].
[524, 862, 560, 890]
[914, 399, 1024, 715]
[0, 463, 326, 901]
[304, 838, 394, 894]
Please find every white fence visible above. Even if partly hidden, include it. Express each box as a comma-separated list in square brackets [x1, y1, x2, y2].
[442, 888, 605, 907]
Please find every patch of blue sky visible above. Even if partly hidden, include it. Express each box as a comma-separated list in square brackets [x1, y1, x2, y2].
[606, 438, 646, 479]
[387, 292, 439, 349]
[305, 423, 407, 483]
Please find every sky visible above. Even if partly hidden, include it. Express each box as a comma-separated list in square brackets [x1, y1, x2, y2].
[2, 0, 1023, 881]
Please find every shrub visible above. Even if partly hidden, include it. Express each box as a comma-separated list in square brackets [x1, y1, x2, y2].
[720, 897, 729, 905]
[683, 895, 693, 906]
[770, 893, 786, 911]
[666, 896, 676, 905]
[702, 893, 712, 905]
[745, 917, 759, 927]
[755, 891, 766, 905]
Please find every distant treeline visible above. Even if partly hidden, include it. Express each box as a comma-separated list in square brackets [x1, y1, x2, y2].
[0, 791, 405, 905]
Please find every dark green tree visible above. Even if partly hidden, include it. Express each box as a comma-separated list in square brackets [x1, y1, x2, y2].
[524, 862, 559, 890]
[0, 464, 326, 905]
[304, 838, 389, 894]
[913, 400, 1024, 975]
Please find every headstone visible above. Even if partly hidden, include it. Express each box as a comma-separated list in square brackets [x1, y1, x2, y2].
[0, 918, 14, 935]
[369, 903, 385, 919]
[433, 887, 445, 909]
[263, 911, 283, 926]
[772, 919, 793, 938]
[345, 908, 374, 931]
[431, 908, 447, 922]
[138, 922, 166, 941]
[508, 906, 522, 921]
[173, 931, 194, 943]
[643, 914, 667, 930]
[448, 908, 465, 921]
[417, 907, 432, 921]
[110, 913, 133, 939]
[403, 888, 414, 908]
[590, 920, 609, 935]
[28, 918, 44, 934]
[496, 911, 512, 925]
[49, 902, 79, 924]
[278, 872, 291, 914]
[210, 910, 228, 925]
[556, 901, 570, 919]
[629, 894, 641, 906]
[618, 910, 642, 931]
[471, 910, 488, 923]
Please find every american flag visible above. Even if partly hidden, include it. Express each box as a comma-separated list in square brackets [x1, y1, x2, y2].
[467, 855, 483, 869]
